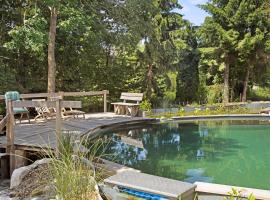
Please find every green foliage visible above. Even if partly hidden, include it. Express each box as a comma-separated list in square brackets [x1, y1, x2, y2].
[139, 100, 152, 112]
[176, 25, 200, 104]
[150, 105, 251, 119]
[198, 0, 270, 102]
[248, 86, 270, 101]
[224, 188, 255, 200]
[0, 0, 270, 107]
[206, 85, 223, 104]
[4, 8, 47, 60]
[44, 134, 104, 200]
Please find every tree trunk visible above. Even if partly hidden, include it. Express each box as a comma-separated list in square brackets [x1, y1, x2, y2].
[241, 65, 250, 102]
[223, 62, 230, 103]
[146, 64, 154, 99]
[47, 7, 57, 93]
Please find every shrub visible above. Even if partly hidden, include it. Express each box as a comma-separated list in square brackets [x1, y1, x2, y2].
[248, 86, 270, 101]
[206, 85, 223, 104]
[140, 100, 152, 112]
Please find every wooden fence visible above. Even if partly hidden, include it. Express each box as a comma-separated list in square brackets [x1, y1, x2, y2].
[2, 98, 82, 175]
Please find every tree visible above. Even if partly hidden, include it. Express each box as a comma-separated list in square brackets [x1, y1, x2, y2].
[136, 0, 190, 100]
[176, 25, 200, 104]
[199, 0, 270, 102]
[47, 5, 57, 93]
[199, 4, 239, 103]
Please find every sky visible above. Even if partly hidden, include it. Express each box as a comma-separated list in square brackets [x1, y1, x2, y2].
[176, 0, 209, 26]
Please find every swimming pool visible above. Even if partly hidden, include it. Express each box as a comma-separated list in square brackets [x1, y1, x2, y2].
[99, 119, 270, 190]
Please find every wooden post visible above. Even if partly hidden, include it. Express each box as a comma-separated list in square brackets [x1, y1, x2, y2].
[55, 98, 62, 157]
[0, 154, 9, 179]
[6, 100, 15, 175]
[14, 150, 27, 169]
[103, 90, 107, 113]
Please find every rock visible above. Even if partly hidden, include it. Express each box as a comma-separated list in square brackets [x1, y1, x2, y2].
[98, 184, 132, 200]
[10, 158, 52, 190]
[0, 189, 12, 200]
[10, 166, 31, 189]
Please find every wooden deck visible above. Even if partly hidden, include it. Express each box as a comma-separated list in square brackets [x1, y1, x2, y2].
[0, 112, 154, 151]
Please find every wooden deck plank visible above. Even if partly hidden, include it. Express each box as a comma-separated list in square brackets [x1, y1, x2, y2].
[0, 113, 153, 151]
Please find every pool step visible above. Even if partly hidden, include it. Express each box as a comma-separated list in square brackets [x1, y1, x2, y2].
[104, 170, 196, 200]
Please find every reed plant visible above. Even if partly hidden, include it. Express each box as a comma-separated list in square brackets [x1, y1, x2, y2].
[42, 133, 105, 200]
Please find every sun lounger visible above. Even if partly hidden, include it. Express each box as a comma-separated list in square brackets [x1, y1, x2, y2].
[32, 99, 56, 120]
[62, 107, 85, 119]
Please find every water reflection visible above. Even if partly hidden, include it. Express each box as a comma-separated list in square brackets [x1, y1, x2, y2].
[97, 120, 257, 186]
[185, 168, 214, 183]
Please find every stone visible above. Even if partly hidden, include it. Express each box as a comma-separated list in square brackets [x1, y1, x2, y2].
[10, 158, 51, 190]
[10, 166, 31, 189]
[0, 189, 12, 200]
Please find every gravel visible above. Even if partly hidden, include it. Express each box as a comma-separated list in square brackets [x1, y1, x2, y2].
[0, 179, 11, 200]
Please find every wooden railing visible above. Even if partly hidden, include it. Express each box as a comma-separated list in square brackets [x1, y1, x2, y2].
[0, 90, 109, 112]
[0, 114, 8, 132]
[5, 98, 82, 174]
[0, 90, 109, 175]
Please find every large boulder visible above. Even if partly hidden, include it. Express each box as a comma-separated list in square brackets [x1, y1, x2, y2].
[10, 158, 51, 190]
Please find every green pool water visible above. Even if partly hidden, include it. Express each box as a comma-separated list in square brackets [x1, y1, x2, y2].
[101, 119, 270, 190]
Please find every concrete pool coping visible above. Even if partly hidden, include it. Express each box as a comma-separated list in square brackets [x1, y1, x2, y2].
[195, 182, 270, 200]
[91, 114, 270, 199]
[100, 158, 270, 200]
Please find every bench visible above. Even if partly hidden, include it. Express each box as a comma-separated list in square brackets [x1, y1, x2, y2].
[111, 93, 143, 117]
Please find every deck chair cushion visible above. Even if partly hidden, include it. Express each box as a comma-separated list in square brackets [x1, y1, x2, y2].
[13, 107, 29, 114]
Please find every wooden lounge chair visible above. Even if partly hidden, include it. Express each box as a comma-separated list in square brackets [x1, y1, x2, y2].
[111, 93, 143, 117]
[5, 91, 30, 123]
[33, 99, 85, 120]
[62, 107, 85, 119]
[33, 99, 56, 120]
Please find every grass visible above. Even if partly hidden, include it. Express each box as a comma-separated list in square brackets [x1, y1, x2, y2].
[149, 105, 253, 119]
[41, 134, 106, 200]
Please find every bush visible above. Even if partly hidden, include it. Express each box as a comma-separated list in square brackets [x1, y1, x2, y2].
[151, 104, 251, 118]
[206, 85, 223, 104]
[140, 100, 152, 111]
[248, 86, 270, 101]
[164, 91, 176, 103]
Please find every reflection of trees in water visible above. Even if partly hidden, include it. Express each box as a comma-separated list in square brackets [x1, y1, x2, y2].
[101, 121, 244, 180]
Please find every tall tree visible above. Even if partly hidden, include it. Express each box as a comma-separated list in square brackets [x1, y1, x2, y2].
[200, 0, 270, 102]
[199, 3, 239, 103]
[47, 5, 57, 93]
[137, 0, 189, 100]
